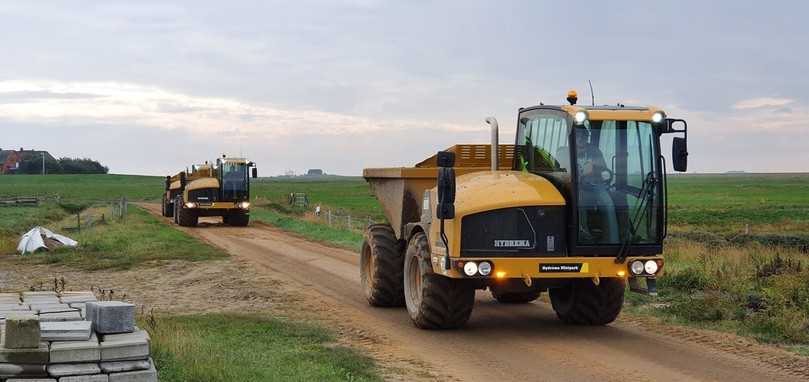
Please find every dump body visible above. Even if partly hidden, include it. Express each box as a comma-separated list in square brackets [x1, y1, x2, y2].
[363, 144, 514, 240]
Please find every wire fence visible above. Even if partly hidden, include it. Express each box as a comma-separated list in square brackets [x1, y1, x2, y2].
[313, 209, 378, 232]
[2, 195, 131, 232]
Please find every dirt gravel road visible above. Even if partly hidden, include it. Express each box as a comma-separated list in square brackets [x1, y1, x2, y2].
[142, 204, 809, 382]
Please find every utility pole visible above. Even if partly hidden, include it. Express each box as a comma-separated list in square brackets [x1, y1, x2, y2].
[42, 152, 45, 175]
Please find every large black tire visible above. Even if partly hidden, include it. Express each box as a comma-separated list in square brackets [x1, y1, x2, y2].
[549, 278, 625, 325]
[403, 232, 474, 329]
[173, 196, 181, 224]
[226, 213, 249, 227]
[360, 224, 405, 307]
[490, 287, 541, 304]
[161, 197, 174, 217]
[175, 196, 198, 227]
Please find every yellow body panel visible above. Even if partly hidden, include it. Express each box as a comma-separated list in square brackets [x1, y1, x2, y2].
[186, 177, 219, 191]
[429, 171, 566, 259]
[560, 105, 664, 122]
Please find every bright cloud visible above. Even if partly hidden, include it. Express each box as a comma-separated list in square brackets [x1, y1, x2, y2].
[733, 97, 794, 110]
[0, 80, 477, 137]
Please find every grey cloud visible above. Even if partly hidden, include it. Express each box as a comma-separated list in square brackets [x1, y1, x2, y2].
[2, 0, 808, 174]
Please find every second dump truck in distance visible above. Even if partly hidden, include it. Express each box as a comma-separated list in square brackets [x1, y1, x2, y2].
[162, 156, 258, 227]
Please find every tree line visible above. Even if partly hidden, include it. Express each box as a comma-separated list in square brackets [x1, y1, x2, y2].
[16, 157, 109, 174]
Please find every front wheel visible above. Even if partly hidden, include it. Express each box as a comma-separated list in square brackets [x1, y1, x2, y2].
[175, 197, 198, 227]
[403, 232, 474, 330]
[549, 278, 625, 325]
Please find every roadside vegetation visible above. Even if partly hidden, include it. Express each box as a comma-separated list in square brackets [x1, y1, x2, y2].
[252, 176, 385, 220]
[251, 207, 363, 251]
[146, 314, 380, 382]
[0, 202, 225, 270]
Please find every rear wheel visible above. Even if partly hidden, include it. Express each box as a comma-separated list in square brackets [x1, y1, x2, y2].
[490, 287, 541, 304]
[549, 278, 625, 325]
[403, 232, 474, 329]
[360, 224, 404, 307]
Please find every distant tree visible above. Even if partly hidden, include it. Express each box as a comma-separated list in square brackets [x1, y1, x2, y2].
[16, 156, 108, 174]
[17, 156, 61, 174]
[58, 157, 109, 174]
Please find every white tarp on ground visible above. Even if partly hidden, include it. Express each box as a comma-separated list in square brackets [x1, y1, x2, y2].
[17, 226, 78, 255]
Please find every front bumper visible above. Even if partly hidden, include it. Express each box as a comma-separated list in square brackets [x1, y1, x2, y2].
[182, 201, 250, 216]
[431, 255, 664, 280]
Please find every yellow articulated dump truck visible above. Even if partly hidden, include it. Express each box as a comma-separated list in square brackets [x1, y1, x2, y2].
[161, 156, 258, 227]
[362, 91, 689, 329]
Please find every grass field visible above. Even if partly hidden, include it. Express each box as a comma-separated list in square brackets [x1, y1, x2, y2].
[147, 314, 379, 382]
[0, 174, 162, 202]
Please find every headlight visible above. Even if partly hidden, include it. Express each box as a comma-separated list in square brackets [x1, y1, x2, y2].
[574, 111, 587, 124]
[644, 260, 659, 274]
[185, 202, 197, 208]
[630, 261, 645, 275]
[478, 261, 492, 276]
[238, 201, 250, 209]
[652, 112, 665, 124]
[463, 262, 478, 276]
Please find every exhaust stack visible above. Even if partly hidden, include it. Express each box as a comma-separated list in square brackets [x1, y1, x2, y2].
[485, 117, 499, 171]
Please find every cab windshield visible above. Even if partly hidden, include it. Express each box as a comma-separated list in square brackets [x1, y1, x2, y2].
[516, 112, 661, 246]
[221, 162, 249, 201]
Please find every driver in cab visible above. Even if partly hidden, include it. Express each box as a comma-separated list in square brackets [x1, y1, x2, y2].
[576, 128, 619, 243]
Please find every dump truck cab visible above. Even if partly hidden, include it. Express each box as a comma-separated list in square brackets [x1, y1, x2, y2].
[362, 92, 688, 329]
[161, 157, 258, 227]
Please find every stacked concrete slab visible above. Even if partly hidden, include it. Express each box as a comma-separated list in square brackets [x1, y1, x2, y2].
[0, 292, 157, 381]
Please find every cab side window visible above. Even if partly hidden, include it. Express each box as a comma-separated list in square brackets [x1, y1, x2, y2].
[518, 114, 571, 176]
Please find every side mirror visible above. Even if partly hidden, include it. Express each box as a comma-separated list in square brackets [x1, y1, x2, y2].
[251, 167, 258, 179]
[164, 176, 171, 191]
[180, 172, 187, 187]
[672, 137, 688, 172]
[436, 151, 456, 219]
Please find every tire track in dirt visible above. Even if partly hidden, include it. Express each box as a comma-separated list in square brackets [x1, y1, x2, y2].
[141, 203, 809, 382]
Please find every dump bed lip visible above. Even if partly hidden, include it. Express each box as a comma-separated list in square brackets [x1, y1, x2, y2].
[363, 166, 510, 179]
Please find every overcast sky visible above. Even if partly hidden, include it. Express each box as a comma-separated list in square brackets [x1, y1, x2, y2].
[2, 1, 807, 175]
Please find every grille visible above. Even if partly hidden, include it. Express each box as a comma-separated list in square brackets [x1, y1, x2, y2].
[460, 206, 566, 257]
[188, 188, 218, 203]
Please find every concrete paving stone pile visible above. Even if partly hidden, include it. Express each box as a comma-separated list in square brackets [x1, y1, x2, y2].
[0, 291, 156, 382]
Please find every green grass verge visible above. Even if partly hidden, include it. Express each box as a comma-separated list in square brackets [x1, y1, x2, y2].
[252, 176, 383, 220]
[148, 314, 381, 382]
[625, 239, 809, 349]
[250, 208, 364, 251]
[6, 204, 226, 270]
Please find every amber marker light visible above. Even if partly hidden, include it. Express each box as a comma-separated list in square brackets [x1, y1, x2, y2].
[495, 271, 507, 279]
[616, 270, 627, 277]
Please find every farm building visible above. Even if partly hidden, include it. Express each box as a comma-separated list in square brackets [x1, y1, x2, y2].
[0, 148, 55, 174]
